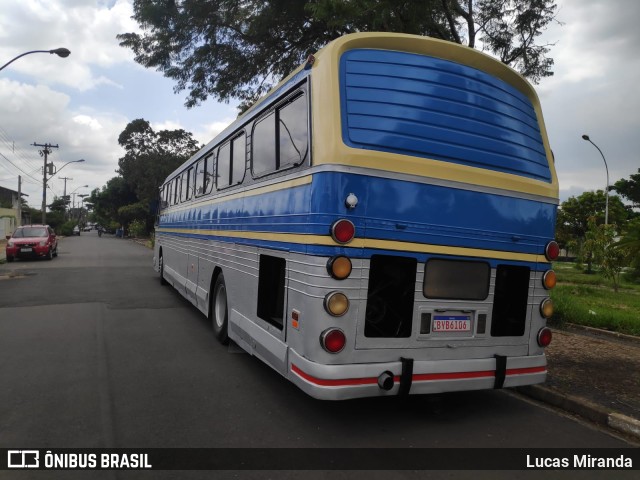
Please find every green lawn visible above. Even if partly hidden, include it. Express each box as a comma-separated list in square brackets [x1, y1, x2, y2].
[550, 262, 640, 336]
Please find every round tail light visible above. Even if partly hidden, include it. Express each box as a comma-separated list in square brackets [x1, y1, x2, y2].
[540, 298, 554, 318]
[542, 270, 557, 290]
[537, 327, 553, 347]
[320, 328, 346, 353]
[327, 256, 352, 280]
[331, 219, 355, 244]
[545, 241, 560, 261]
[324, 291, 349, 317]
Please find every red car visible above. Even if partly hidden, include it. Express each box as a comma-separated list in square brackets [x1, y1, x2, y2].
[5, 225, 58, 262]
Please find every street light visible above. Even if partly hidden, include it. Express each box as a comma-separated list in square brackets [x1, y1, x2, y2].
[0, 48, 71, 72]
[581, 135, 610, 225]
[42, 159, 85, 224]
[70, 187, 88, 220]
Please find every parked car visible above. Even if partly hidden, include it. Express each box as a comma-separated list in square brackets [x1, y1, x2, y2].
[72, 225, 81, 236]
[5, 225, 58, 262]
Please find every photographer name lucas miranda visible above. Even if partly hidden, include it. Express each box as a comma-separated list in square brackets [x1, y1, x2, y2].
[527, 454, 633, 469]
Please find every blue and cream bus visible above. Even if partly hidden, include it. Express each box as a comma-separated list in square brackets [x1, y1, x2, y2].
[154, 32, 559, 400]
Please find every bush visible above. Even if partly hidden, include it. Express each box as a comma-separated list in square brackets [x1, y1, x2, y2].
[58, 220, 77, 236]
[128, 219, 148, 238]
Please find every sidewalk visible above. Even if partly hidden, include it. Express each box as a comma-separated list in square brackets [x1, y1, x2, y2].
[518, 325, 640, 441]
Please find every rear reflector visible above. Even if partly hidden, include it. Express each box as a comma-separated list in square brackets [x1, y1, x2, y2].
[320, 328, 346, 353]
[331, 219, 355, 244]
[537, 327, 553, 347]
[545, 241, 560, 261]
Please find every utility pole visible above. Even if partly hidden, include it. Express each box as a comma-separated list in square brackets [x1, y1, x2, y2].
[32, 142, 59, 224]
[60, 176, 72, 219]
[17, 175, 22, 227]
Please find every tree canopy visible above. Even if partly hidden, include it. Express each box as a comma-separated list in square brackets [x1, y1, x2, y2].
[89, 119, 201, 233]
[117, 118, 201, 206]
[611, 168, 640, 210]
[555, 190, 630, 250]
[118, 0, 558, 110]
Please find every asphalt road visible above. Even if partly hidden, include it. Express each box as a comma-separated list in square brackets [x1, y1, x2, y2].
[0, 232, 636, 479]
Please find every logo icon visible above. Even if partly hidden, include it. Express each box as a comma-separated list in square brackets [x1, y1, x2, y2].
[8, 450, 40, 468]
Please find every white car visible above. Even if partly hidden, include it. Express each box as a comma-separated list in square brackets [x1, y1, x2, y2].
[72, 225, 81, 236]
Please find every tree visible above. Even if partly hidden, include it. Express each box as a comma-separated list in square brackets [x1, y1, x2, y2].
[117, 119, 201, 207]
[48, 197, 68, 213]
[581, 218, 629, 292]
[556, 190, 629, 250]
[118, 0, 559, 110]
[616, 217, 640, 281]
[88, 177, 138, 229]
[611, 168, 640, 209]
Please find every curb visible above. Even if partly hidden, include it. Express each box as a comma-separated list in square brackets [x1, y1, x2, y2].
[517, 385, 640, 442]
[565, 323, 640, 344]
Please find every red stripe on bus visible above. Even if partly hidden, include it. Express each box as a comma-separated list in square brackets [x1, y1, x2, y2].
[291, 364, 546, 387]
[291, 364, 379, 386]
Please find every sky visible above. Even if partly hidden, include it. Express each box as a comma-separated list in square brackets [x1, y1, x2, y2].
[0, 0, 638, 210]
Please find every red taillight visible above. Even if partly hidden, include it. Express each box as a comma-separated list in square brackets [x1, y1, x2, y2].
[320, 328, 346, 353]
[331, 219, 355, 244]
[545, 241, 560, 261]
[537, 327, 552, 347]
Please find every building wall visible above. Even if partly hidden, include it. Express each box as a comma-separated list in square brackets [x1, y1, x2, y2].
[0, 207, 18, 239]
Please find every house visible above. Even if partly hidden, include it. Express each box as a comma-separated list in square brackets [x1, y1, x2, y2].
[0, 184, 28, 238]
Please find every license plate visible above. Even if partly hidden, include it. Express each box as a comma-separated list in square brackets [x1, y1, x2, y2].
[20, 247, 32, 253]
[432, 315, 471, 332]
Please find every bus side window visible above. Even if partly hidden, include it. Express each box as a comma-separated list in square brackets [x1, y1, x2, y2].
[217, 142, 231, 189]
[173, 176, 180, 205]
[232, 133, 246, 185]
[252, 112, 276, 177]
[204, 152, 215, 194]
[181, 168, 193, 202]
[195, 159, 205, 196]
[279, 94, 308, 168]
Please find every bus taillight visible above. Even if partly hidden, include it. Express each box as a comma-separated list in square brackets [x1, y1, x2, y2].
[537, 327, 553, 347]
[540, 298, 554, 318]
[327, 256, 352, 280]
[542, 270, 557, 289]
[324, 291, 349, 316]
[320, 328, 346, 353]
[331, 219, 355, 244]
[545, 241, 560, 261]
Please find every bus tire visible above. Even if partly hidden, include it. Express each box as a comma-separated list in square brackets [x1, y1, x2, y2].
[159, 251, 168, 286]
[211, 273, 229, 345]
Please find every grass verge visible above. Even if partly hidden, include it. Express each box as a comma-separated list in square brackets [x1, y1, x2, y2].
[550, 263, 640, 336]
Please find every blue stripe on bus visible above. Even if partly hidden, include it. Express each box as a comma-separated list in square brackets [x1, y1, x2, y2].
[339, 49, 551, 182]
[155, 230, 547, 271]
[159, 171, 555, 255]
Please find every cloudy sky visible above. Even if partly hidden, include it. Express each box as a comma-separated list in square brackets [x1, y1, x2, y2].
[0, 0, 638, 208]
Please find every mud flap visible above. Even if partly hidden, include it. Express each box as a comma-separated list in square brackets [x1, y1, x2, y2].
[494, 354, 507, 389]
[398, 357, 414, 396]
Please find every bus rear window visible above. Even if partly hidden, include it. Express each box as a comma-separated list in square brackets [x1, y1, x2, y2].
[423, 259, 490, 300]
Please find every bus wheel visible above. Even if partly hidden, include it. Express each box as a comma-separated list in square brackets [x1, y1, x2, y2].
[159, 253, 168, 286]
[211, 273, 229, 345]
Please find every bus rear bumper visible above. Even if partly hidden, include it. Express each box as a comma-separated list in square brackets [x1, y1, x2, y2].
[288, 349, 547, 401]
